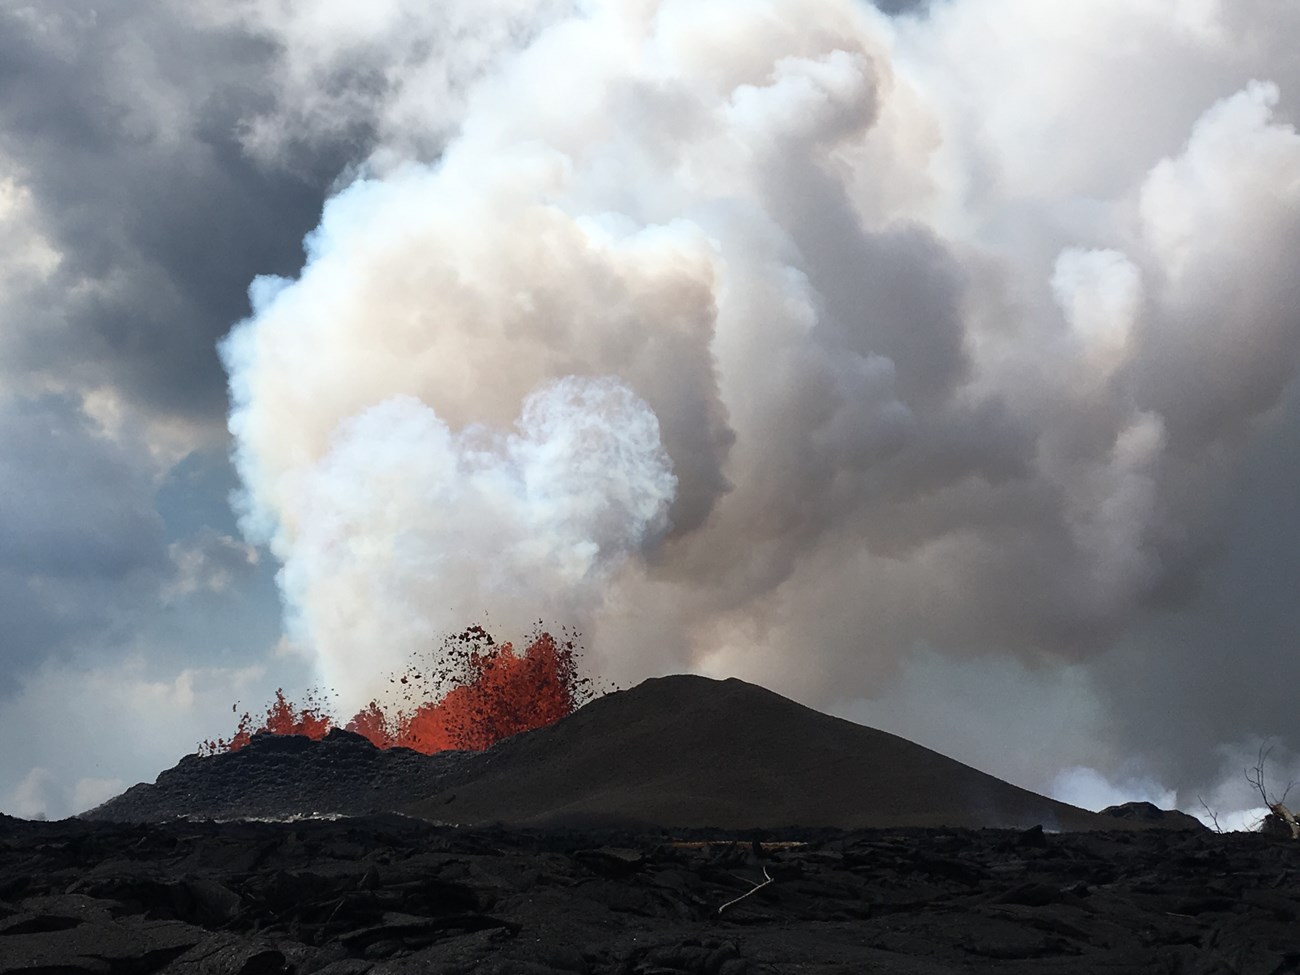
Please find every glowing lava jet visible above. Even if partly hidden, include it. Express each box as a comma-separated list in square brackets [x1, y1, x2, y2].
[201, 627, 596, 756]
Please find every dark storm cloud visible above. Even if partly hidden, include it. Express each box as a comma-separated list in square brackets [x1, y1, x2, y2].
[0, 2, 349, 703]
[0, 1, 348, 420]
[0, 395, 165, 690]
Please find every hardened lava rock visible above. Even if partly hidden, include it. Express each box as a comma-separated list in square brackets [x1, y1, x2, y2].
[3, 814, 1300, 974]
[81, 728, 481, 823]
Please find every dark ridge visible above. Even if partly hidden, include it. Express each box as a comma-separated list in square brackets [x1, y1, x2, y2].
[81, 728, 478, 822]
[402, 675, 1125, 830]
[85, 675, 1193, 831]
[1100, 801, 1208, 831]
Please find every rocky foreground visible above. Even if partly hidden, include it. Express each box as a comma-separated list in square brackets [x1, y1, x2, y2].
[3, 813, 1300, 974]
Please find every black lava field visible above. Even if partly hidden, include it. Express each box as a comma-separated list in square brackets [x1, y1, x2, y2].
[4, 676, 1299, 974]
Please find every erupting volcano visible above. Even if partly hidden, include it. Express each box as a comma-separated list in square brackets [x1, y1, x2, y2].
[200, 626, 598, 757]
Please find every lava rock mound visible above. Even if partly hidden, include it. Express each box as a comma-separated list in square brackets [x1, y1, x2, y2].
[87, 675, 1196, 832]
[83, 728, 478, 823]
[402, 675, 1118, 830]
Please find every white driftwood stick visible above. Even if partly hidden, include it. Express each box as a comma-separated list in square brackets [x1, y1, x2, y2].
[718, 865, 774, 915]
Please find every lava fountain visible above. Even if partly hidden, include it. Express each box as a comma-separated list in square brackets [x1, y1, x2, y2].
[201, 626, 598, 756]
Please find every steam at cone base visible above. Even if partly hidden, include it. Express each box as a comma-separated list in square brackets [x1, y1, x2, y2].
[201, 626, 596, 757]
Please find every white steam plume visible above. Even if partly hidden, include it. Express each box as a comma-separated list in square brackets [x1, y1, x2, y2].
[219, 365, 675, 707]
[222, 0, 1300, 776]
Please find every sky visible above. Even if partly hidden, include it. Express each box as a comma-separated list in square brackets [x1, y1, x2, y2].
[2, 0, 1299, 827]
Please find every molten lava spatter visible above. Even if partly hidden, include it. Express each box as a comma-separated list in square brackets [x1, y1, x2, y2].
[201, 627, 597, 757]
[200, 688, 333, 755]
[383, 630, 583, 752]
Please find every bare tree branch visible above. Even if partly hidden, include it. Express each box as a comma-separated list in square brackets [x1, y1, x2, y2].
[1197, 796, 1223, 834]
[1245, 744, 1274, 806]
[1245, 742, 1299, 840]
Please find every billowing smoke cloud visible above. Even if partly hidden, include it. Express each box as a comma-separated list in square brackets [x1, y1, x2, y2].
[221, 0, 1300, 799]
[208, 0, 580, 168]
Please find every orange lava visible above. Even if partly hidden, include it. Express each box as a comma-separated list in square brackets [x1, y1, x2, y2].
[200, 627, 594, 756]
[200, 688, 333, 755]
